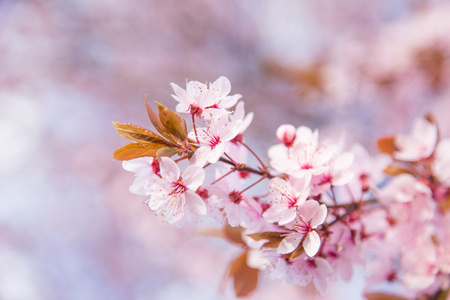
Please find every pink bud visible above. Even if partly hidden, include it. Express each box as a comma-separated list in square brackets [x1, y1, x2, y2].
[276, 124, 296, 147]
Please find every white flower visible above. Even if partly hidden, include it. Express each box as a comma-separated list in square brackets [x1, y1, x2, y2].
[191, 115, 242, 164]
[147, 157, 206, 225]
[394, 117, 438, 161]
[263, 176, 311, 225]
[170, 76, 241, 117]
[278, 200, 328, 257]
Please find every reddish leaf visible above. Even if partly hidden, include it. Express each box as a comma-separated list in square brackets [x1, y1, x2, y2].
[112, 122, 170, 144]
[223, 225, 246, 246]
[156, 146, 179, 159]
[383, 164, 412, 176]
[113, 142, 167, 160]
[157, 102, 188, 141]
[228, 252, 259, 298]
[247, 231, 286, 249]
[289, 244, 304, 259]
[144, 97, 173, 141]
[364, 292, 408, 300]
[377, 136, 397, 155]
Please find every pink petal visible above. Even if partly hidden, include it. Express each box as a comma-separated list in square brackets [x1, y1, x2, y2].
[220, 120, 243, 141]
[182, 165, 205, 190]
[278, 233, 302, 254]
[170, 83, 192, 105]
[304, 231, 321, 257]
[159, 157, 180, 182]
[298, 200, 319, 221]
[122, 157, 153, 174]
[311, 204, 328, 228]
[278, 208, 297, 225]
[219, 94, 241, 109]
[185, 191, 206, 215]
[211, 76, 231, 96]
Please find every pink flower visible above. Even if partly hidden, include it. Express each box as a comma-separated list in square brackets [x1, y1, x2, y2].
[263, 175, 311, 225]
[432, 138, 450, 187]
[276, 124, 296, 147]
[147, 157, 206, 226]
[122, 157, 160, 195]
[394, 117, 438, 161]
[191, 115, 242, 164]
[278, 200, 328, 257]
[277, 255, 333, 296]
[206, 172, 262, 227]
[170, 76, 241, 117]
[269, 126, 335, 178]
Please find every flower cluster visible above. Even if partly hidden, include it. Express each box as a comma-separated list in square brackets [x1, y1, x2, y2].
[114, 77, 450, 299]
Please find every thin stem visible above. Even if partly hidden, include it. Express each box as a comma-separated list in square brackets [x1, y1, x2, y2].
[224, 152, 239, 166]
[218, 157, 274, 179]
[174, 155, 190, 163]
[239, 140, 266, 168]
[240, 175, 267, 194]
[210, 169, 235, 185]
[191, 114, 200, 144]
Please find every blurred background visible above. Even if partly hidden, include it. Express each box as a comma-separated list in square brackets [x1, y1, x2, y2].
[1, 0, 450, 299]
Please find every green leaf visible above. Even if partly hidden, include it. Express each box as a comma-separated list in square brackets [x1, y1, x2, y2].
[157, 101, 188, 141]
[112, 122, 170, 144]
[113, 142, 167, 160]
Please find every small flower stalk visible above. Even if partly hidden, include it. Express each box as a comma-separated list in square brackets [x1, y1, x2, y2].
[114, 77, 450, 299]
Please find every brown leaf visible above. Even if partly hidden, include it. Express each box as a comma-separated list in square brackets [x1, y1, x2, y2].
[223, 225, 246, 246]
[383, 164, 412, 176]
[377, 136, 397, 155]
[157, 102, 188, 141]
[113, 142, 167, 160]
[247, 231, 286, 249]
[289, 244, 304, 259]
[247, 231, 286, 241]
[364, 292, 408, 300]
[156, 146, 180, 159]
[228, 252, 259, 298]
[112, 122, 170, 144]
[144, 97, 173, 141]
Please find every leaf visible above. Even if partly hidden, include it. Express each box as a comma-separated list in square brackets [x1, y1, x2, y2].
[289, 244, 304, 260]
[223, 225, 246, 246]
[157, 101, 188, 141]
[112, 122, 170, 144]
[377, 136, 397, 155]
[156, 146, 179, 159]
[144, 96, 173, 141]
[113, 142, 167, 160]
[247, 231, 286, 241]
[364, 292, 408, 300]
[228, 252, 259, 298]
[383, 164, 412, 176]
[247, 231, 286, 249]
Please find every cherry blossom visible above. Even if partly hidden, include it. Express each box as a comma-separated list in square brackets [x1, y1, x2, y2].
[263, 175, 311, 225]
[122, 157, 160, 195]
[191, 114, 242, 164]
[278, 200, 328, 257]
[147, 157, 206, 225]
[170, 76, 241, 117]
[394, 117, 438, 162]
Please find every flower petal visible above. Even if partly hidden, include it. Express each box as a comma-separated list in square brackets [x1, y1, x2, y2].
[185, 191, 206, 215]
[183, 165, 205, 190]
[298, 200, 319, 221]
[304, 230, 321, 257]
[311, 204, 327, 228]
[277, 233, 302, 254]
[159, 157, 180, 182]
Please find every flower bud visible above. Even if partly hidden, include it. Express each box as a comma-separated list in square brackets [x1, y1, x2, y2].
[276, 124, 296, 147]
